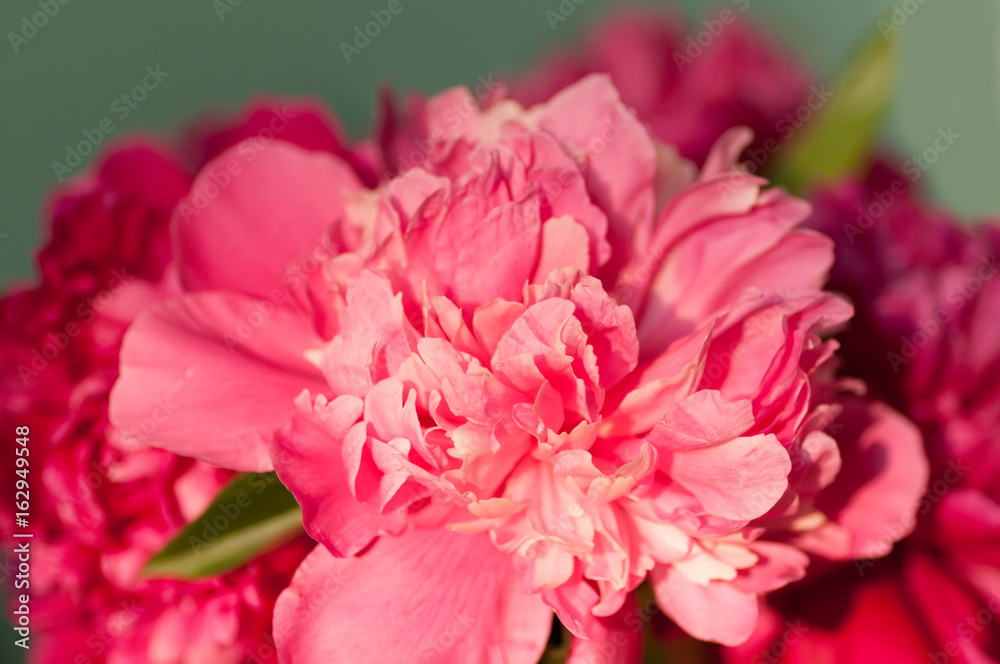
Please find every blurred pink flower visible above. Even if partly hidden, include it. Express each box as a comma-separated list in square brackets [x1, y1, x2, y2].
[722, 167, 1000, 664]
[0, 96, 373, 663]
[506, 8, 813, 167]
[111, 75, 922, 660]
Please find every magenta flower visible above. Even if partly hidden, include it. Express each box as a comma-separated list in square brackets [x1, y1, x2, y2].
[0, 98, 372, 663]
[108, 76, 923, 660]
[507, 8, 813, 166]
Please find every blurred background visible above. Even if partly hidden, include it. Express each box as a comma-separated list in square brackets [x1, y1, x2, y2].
[1, 0, 997, 660]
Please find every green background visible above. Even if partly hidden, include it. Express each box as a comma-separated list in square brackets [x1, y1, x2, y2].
[1, 0, 997, 660]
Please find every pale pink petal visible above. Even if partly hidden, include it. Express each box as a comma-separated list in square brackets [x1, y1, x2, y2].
[651, 565, 759, 646]
[668, 433, 791, 521]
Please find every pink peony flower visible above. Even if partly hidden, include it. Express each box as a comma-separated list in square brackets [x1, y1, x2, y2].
[111, 75, 923, 660]
[506, 9, 813, 167]
[0, 96, 373, 663]
[722, 167, 1000, 663]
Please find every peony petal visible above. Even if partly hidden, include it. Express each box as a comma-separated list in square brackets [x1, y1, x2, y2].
[274, 531, 552, 663]
[668, 433, 790, 521]
[272, 392, 407, 557]
[110, 292, 327, 471]
[173, 141, 362, 298]
[567, 603, 643, 664]
[534, 73, 657, 277]
[651, 565, 759, 646]
[817, 396, 929, 559]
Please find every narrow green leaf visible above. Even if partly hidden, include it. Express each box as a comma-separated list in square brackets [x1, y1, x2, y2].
[771, 27, 898, 193]
[142, 472, 304, 580]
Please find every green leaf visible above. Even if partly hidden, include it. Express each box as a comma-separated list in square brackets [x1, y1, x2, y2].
[142, 472, 304, 580]
[771, 27, 898, 193]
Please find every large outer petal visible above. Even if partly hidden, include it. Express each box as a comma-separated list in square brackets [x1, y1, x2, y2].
[110, 292, 328, 471]
[173, 141, 362, 298]
[274, 531, 552, 663]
